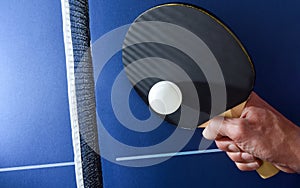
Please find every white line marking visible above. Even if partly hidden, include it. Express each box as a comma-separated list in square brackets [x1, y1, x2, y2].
[116, 149, 223, 161]
[0, 162, 75, 173]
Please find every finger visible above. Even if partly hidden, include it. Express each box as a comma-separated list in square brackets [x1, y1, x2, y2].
[215, 137, 240, 152]
[274, 164, 296, 173]
[235, 161, 262, 171]
[226, 152, 257, 163]
[203, 116, 247, 141]
[202, 116, 227, 140]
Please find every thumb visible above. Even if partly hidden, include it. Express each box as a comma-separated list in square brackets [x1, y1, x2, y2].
[202, 116, 225, 140]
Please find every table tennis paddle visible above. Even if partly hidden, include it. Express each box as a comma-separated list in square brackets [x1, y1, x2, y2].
[122, 3, 279, 179]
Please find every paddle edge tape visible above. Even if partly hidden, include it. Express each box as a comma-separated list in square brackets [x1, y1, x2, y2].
[61, 0, 103, 187]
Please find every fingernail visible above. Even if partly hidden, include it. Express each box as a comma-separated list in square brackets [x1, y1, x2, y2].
[202, 118, 222, 140]
[241, 153, 254, 161]
[248, 162, 260, 169]
[228, 144, 240, 152]
[202, 128, 211, 139]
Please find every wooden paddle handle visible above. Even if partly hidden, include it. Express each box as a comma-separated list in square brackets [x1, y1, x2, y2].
[199, 102, 280, 179]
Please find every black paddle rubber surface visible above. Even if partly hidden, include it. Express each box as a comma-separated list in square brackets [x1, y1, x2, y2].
[122, 4, 255, 129]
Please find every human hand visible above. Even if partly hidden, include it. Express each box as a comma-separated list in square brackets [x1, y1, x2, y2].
[203, 92, 300, 173]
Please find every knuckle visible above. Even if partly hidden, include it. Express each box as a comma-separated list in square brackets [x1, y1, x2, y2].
[215, 141, 226, 151]
[228, 152, 253, 163]
[231, 127, 245, 141]
[227, 152, 241, 162]
[215, 138, 235, 151]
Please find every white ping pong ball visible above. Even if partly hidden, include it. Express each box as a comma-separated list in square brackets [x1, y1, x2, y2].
[148, 81, 182, 115]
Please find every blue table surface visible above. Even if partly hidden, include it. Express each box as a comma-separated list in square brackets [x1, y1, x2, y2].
[90, 0, 300, 188]
[0, 0, 299, 188]
[0, 1, 75, 187]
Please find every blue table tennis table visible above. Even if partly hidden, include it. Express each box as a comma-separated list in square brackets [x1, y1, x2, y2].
[0, 0, 299, 187]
